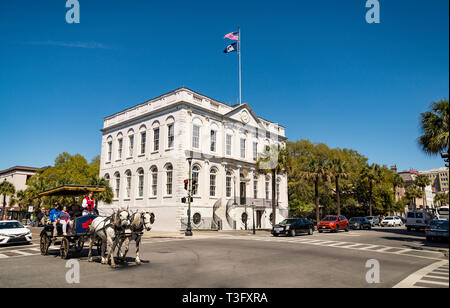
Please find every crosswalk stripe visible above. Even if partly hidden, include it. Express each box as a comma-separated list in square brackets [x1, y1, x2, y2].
[339, 243, 366, 248]
[324, 242, 349, 247]
[424, 275, 449, 281]
[359, 245, 380, 250]
[393, 248, 413, 254]
[374, 247, 395, 252]
[13, 250, 34, 256]
[0, 253, 8, 259]
[417, 279, 449, 286]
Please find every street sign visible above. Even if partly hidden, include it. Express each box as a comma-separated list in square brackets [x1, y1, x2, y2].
[28, 206, 34, 213]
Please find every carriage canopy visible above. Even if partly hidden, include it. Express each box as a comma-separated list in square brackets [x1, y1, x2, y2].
[38, 185, 106, 197]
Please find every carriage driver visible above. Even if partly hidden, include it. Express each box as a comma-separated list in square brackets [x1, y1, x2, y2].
[81, 192, 96, 216]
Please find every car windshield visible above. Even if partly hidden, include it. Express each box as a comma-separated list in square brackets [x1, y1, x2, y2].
[322, 216, 337, 221]
[350, 218, 362, 222]
[0, 222, 24, 229]
[437, 208, 449, 219]
[430, 220, 449, 229]
[384, 217, 393, 220]
[280, 219, 297, 225]
[407, 212, 415, 218]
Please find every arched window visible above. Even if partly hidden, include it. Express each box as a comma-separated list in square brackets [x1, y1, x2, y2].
[226, 171, 232, 198]
[210, 168, 217, 197]
[150, 166, 158, 197]
[114, 172, 121, 199]
[104, 173, 110, 184]
[125, 170, 132, 199]
[192, 165, 200, 196]
[137, 168, 144, 198]
[139, 125, 147, 155]
[265, 175, 271, 200]
[166, 164, 173, 196]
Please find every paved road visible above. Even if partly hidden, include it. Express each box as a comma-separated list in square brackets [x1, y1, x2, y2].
[0, 227, 448, 288]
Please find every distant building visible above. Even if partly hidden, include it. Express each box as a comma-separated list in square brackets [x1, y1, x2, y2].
[0, 166, 39, 219]
[419, 167, 449, 193]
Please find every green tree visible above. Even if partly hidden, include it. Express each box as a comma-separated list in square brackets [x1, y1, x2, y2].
[415, 174, 431, 209]
[328, 155, 349, 216]
[434, 193, 449, 207]
[359, 164, 383, 216]
[405, 184, 423, 210]
[0, 181, 16, 219]
[391, 173, 404, 202]
[418, 99, 449, 155]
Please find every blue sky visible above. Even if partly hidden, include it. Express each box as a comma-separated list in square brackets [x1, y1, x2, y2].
[0, 0, 448, 172]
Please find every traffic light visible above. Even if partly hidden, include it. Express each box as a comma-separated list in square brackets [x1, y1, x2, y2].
[184, 179, 189, 191]
[192, 180, 198, 195]
[442, 153, 449, 167]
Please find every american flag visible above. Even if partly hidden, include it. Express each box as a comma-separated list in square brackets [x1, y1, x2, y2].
[224, 31, 239, 41]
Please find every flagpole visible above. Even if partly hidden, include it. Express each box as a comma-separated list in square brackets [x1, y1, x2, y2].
[238, 27, 242, 105]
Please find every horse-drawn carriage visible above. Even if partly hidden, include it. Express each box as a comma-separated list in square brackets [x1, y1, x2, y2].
[38, 185, 104, 259]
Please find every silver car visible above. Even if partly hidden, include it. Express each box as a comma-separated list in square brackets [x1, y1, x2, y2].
[425, 220, 449, 242]
[366, 216, 380, 226]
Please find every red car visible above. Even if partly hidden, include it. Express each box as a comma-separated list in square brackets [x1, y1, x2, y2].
[318, 215, 349, 233]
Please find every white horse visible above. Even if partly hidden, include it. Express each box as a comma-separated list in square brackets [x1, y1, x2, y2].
[88, 209, 130, 268]
[117, 211, 154, 265]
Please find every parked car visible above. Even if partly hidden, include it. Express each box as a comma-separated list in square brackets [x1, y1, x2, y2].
[406, 210, 432, 231]
[396, 216, 407, 224]
[349, 217, 372, 230]
[425, 220, 449, 242]
[435, 206, 449, 220]
[317, 215, 349, 233]
[366, 216, 380, 226]
[0, 220, 33, 245]
[272, 218, 314, 237]
[380, 216, 403, 227]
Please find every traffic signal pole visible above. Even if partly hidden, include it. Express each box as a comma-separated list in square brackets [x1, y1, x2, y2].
[185, 158, 193, 236]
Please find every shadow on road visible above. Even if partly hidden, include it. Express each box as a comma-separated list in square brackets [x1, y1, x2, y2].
[369, 227, 449, 250]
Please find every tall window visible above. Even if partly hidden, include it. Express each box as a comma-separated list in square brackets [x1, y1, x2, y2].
[168, 124, 174, 149]
[140, 132, 146, 154]
[137, 169, 144, 198]
[240, 138, 246, 159]
[210, 130, 217, 152]
[166, 165, 173, 195]
[265, 176, 270, 200]
[128, 135, 134, 157]
[107, 141, 112, 162]
[192, 125, 200, 149]
[192, 166, 200, 195]
[210, 168, 217, 197]
[151, 167, 158, 197]
[153, 128, 160, 152]
[115, 173, 120, 199]
[253, 142, 258, 161]
[226, 172, 232, 198]
[253, 175, 258, 199]
[226, 134, 232, 156]
[125, 171, 131, 199]
[104, 174, 110, 187]
[118, 138, 123, 160]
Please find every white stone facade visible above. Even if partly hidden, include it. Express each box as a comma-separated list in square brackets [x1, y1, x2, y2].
[99, 88, 288, 231]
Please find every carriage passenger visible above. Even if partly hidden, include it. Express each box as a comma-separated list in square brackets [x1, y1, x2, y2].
[49, 203, 61, 238]
[58, 206, 73, 236]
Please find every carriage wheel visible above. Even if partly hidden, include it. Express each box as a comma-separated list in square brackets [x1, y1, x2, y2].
[60, 237, 70, 259]
[40, 231, 50, 256]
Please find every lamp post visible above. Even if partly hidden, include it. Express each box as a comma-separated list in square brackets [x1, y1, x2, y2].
[185, 157, 193, 237]
[252, 202, 256, 235]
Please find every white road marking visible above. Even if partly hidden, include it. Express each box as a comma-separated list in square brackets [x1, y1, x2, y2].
[417, 279, 449, 286]
[12, 250, 34, 256]
[424, 275, 449, 281]
[393, 260, 449, 288]
[0, 253, 8, 259]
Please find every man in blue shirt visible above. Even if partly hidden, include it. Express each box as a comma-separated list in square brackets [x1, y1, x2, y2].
[49, 203, 60, 238]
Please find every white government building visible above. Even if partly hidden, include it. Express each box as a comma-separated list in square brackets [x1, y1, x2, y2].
[99, 88, 288, 231]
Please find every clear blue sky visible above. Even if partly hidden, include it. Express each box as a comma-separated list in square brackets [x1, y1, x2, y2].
[0, 0, 448, 172]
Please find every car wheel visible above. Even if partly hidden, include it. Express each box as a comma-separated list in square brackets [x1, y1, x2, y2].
[345, 225, 349, 232]
[308, 227, 313, 235]
[290, 229, 296, 237]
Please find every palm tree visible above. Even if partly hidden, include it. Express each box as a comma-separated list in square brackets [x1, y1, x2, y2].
[0, 181, 16, 220]
[360, 164, 383, 216]
[434, 193, 449, 207]
[391, 173, 404, 202]
[88, 175, 114, 204]
[328, 157, 348, 216]
[299, 155, 331, 224]
[418, 99, 449, 155]
[405, 184, 423, 210]
[415, 175, 431, 209]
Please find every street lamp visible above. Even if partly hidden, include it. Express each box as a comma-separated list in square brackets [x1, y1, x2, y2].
[252, 202, 256, 235]
[185, 157, 193, 237]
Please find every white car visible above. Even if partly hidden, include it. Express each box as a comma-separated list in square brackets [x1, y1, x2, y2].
[0, 220, 33, 245]
[380, 216, 403, 227]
